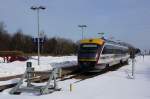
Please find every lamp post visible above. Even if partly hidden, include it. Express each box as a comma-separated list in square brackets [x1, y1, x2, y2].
[31, 6, 46, 65]
[98, 32, 105, 38]
[78, 25, 87, 39]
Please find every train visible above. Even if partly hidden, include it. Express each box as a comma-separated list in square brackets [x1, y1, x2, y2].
[77, 38, 130, 70]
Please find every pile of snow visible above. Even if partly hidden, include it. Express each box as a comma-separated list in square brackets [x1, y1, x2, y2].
[0, 56, 77, 78]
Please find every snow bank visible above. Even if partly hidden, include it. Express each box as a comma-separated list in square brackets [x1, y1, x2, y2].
[0, 56, 77, 78]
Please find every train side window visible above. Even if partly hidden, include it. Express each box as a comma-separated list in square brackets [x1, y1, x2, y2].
[102, 44, 129, 55]
[102, 45, 113, 54]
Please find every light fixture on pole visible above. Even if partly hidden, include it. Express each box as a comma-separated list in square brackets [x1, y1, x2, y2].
[31, 6, 46, 65]
[98, 32, 105, 38]
[78, 25, 87, 39]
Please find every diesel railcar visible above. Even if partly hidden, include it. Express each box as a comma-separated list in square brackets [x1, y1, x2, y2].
[78, 38, 129, 69]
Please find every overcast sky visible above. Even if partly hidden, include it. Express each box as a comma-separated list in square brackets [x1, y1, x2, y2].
[0, 0, 150, 50]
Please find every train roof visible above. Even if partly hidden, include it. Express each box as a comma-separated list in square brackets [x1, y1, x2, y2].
[102, 38, 131, 48]
[80, 38, 129, 48]
[80, 38, 104, 45]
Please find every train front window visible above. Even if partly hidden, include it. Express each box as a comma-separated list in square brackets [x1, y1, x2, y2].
[79, 44, 100, 53]
[78, 44, 102, 59]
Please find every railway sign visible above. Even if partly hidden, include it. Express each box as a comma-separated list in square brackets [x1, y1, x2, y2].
[32, 37, 46, 46]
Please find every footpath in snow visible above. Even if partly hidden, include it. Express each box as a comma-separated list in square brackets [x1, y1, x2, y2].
[0, 56, 150, 99]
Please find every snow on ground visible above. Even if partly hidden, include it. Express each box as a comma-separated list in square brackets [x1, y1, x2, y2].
[0, 56, 150, 99]
[0, 78, 20, 86]
[0, 56, 77, 78]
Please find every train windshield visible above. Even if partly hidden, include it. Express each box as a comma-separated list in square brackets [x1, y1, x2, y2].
[79, 44, 100, 53]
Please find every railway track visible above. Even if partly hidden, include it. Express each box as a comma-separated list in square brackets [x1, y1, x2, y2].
[0, 83, 17, 92]
[60, 62, 128, 81]
[0, 63, 127, 92]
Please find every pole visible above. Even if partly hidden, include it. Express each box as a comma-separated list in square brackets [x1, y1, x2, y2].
[130, 49, 135, 79]
[81, 27, 83, 39]
[70, 83, 73, 92]
[37, 9, 40, 65]
[31, 6, 46, 65]
[131, 58, 135, 78]
[78, 25, 87, 40]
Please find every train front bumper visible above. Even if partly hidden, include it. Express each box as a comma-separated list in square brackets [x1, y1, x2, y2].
[78, 58, 97, 69]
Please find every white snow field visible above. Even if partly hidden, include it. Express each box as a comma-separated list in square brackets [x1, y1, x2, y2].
[0, 56, 150, 99]
[0, 56, 77, 78]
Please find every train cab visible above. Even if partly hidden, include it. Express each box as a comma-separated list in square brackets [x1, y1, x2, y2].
[78, 38, 104, 69]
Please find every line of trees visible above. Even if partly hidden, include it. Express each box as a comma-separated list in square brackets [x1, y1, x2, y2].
[0, 22, 78, 55]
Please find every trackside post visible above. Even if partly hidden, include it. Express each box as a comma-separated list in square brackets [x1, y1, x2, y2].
[70, 83, 73, 92]
[130, 49, 135, 79]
